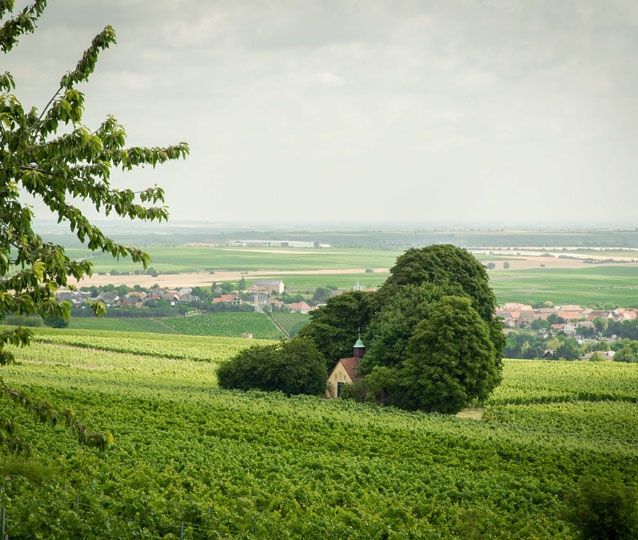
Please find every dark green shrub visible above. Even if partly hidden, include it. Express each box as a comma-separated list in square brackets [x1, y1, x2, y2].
[43, 315, 69, 328]
[566, 477, 638, 540]
[2, 315, 44, 327]
[217, 337, 326, 396]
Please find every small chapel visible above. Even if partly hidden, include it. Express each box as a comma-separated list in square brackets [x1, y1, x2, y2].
[326, 337, 365, 398]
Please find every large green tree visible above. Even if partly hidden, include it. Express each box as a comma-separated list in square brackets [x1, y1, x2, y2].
[304, 245, 506, 413]
[0, 1, 188, 363]
[360, 283, 454, 373]
[381, 244, 496, 320]
[400, 296, 500, 412]
[360, 296, 500, 413]
[379, 244, 504, 360]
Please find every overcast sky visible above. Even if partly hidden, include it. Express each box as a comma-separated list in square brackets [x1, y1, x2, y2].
[5, 0, 638, 226]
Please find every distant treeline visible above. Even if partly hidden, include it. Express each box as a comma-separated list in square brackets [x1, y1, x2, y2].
[37, 225, 638, 250]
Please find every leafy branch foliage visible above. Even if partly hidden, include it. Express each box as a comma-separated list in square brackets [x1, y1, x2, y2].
[0, 2, 188, 363]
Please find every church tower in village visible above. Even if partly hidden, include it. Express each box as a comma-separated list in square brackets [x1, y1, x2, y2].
[326, 336, 366, 398]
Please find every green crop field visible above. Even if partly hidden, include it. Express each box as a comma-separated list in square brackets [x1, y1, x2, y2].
[490, 266, 638, 306]
[0, 328, 636, 538]
[70, 246, 502, 275]
[27, 328, 267, 363]
[73, 246, 403, 274]
[66, 242, 638, 306]
[287, 265, 638, 306]
[69, 312, 283, 339]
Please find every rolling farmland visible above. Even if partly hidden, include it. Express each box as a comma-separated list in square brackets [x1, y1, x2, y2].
[72, 246, 402, 274]
[1, 329, 636, 538]
[491, 266, 638, 306]
[66, 244, 638, 306]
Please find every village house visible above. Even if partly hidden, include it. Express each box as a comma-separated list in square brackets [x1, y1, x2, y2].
[165, 290, 180, 302]
[119, 295, 143, 308]
[535, 307, 557, 320]
[287, 301, 312, 314]
[177, 292, 199, 303]
[502, 303, 533, 312]
[97, 291, 119, 307]
[588, 310, 613, 321]
[247, 292, 270, 307]
[250, 280, 285, 294]
[577, 321, 595, 331]
[613, 308, 638, 321]
[268, 298, 285, 310]
[56, 290, 90, 305]
[518, 310, 536, 325]
[212, 293, 241, 305]
[326, 338, 366, 399]
[557, 305, 588, 321]
[563, 323, 577, 336]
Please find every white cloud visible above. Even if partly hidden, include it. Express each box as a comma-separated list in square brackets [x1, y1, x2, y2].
[4, 0, 638, 225]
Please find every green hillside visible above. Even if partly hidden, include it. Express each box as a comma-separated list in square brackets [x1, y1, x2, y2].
[0, 329, 636, 538]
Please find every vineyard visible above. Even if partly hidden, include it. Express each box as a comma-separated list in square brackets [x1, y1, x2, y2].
[0, 329, 637, 538]
[267, 311, 311, 337]
[69, 312, 283, 339]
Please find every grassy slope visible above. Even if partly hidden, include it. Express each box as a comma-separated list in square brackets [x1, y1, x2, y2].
[0, 329, 637, 538]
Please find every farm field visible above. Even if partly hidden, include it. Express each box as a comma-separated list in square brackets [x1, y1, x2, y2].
[66, 244, 638, 306]
[27, 327, 266, 363]
[491, 265, 638, 306]
[68, 312, 283, 339]
[1, 329, 637, 538]
[72, 246, 403, 274]
[549, 248, 638, 259]
[69, 245, 606, 277]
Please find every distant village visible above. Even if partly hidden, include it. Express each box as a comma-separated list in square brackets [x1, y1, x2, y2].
[59, 279, 376, 316]
[55, 282, 638, 362]
[59, 282, 638, 332]
[497, 302, 638, 336]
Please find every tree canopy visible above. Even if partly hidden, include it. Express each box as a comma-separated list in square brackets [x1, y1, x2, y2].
[297, 290, 377, 369]
[381, 244, 497, 320]
[0, 1, 188, 364]
[401, 296, 500, 412]
[301, 244, 505, 413]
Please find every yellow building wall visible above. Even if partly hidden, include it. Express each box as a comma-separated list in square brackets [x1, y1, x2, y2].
[326, 361, 353, 399]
